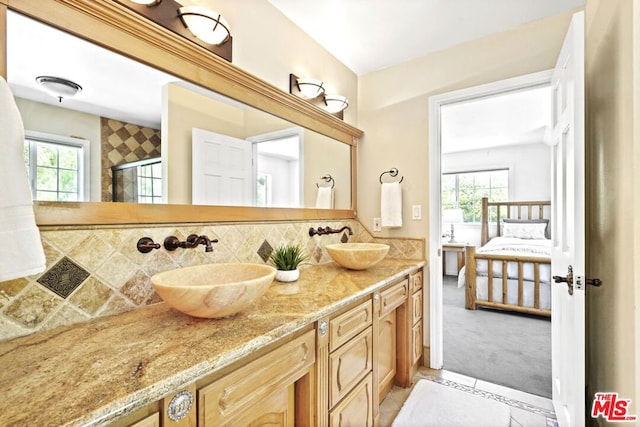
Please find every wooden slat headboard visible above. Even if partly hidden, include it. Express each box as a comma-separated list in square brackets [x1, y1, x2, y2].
[480, 197, 551, 245]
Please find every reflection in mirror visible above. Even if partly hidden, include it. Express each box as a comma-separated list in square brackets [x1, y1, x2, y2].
[7, 10, 351, 209]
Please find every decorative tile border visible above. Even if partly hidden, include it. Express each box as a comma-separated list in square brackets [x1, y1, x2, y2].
[418, 373, 557, 420]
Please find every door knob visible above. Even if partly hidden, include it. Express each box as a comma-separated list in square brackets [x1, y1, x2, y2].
[553, 266, 574, 295]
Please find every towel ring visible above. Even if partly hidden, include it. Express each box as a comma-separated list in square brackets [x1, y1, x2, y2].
[379, 168, 404, 184]
[316, 174, 335, 189]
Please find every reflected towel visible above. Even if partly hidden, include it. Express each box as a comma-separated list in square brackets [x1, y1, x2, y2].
[381, 182, 402, 228]
[315, 186, 334, 209]
[0, 76, 46, 282]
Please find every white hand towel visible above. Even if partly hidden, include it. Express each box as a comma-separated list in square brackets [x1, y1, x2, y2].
[315, 186, 334, 209]
[0, 76, 46, 282]
[381, 181, 403, 228]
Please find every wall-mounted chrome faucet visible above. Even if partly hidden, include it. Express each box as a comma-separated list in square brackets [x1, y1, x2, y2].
[164, 234, 218, 252]
[309, 225, 353, 237]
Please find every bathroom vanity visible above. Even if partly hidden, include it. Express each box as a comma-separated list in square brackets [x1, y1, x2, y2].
[0, 260, 424, 426]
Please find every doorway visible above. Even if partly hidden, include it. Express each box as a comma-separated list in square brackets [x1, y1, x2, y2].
[428, 70, 554, 396]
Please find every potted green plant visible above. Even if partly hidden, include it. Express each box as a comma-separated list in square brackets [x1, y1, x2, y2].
[269, 243, 308, 282]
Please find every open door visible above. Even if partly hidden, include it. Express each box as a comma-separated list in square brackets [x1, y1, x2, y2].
[550, 11, 587, 426]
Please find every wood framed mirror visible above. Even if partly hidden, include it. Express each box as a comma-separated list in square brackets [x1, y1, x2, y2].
[0, 0, 362, 225]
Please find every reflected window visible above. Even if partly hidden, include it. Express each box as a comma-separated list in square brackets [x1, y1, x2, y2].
[24, 131, 88, 201]
[256, 173, 272, 207]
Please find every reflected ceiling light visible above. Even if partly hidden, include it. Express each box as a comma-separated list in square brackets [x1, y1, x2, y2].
[35, 76, 82, 103]
[128, 0, 162, 5]
[178, 6, 231, 46]
[295, 77, 325, 99]
[324, 95, 349, 113]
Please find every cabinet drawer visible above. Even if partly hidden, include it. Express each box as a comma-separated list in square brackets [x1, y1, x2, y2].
[379, 278, 409, 317]
[412, 321, 423, 366]
[410, 270, 423, 293]
[129, 413, 159, 427]
[411, 289, 423, 325]
[199, 330, 315, 426]
[329, 373, 373, 427]
[330, 299, 373, 352]
[329, 326, 373, 408]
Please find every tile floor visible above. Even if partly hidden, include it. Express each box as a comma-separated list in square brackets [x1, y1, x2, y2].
[379, 367, 558, 427]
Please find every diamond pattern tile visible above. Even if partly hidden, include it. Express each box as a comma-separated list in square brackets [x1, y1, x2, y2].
[257, 240, 273, 262]
[37, 257, 90, 299]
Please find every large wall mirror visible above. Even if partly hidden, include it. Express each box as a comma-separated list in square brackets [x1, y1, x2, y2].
[0, 0, 362, 225]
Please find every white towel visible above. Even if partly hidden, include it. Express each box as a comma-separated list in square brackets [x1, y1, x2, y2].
[381, 181, 403, 228]
[315, 186, 334, 209]
[0, 77, 46, 282]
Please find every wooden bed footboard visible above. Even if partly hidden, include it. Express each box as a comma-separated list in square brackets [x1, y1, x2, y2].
[464, 246, 551, 317]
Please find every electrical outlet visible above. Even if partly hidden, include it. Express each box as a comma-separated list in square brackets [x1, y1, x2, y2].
[412, 205, 422, 220]
[373, 217, 382, 232]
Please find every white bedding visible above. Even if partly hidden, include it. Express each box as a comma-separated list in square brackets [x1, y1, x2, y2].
[457, 237, 552, 310]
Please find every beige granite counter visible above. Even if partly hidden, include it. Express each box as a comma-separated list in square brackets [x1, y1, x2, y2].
[0, 259, 423, 426]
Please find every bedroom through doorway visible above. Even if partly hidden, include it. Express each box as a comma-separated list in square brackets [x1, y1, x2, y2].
[431, 73, 554, 399]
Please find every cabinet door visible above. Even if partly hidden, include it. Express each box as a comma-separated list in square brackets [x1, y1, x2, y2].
[329, 373, 373, 427]
[199, 330, 315, 426]
[227, 383, 295, 427]
[411, 289, 423, 325]
[329, 327, 373, 407]
[412, 321, 423, 367]
[377, 309, 396, 400]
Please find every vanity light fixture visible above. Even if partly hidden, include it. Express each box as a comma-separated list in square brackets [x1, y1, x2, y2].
[324, 95, 349, 113]
[118, 0, 232, 61]
[289, 74, 348, 119]
[35, 76, 82, 103]
[295, 77, 325, 99]
[178, 6, 231, 46]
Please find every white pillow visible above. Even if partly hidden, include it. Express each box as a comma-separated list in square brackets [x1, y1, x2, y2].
[502, 221, 547, 239]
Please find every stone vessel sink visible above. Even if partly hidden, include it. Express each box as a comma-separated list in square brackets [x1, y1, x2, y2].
[325, 243, 390, 270]
[150, 263, 276, 318]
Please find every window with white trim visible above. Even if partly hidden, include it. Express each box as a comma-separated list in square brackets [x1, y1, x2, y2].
[23, 131, 89, 201]
[441, 169, 508, 222]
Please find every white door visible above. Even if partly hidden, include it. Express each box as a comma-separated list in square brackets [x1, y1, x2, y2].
[550, 11, 586, 427]
[192, 128, 253, 206]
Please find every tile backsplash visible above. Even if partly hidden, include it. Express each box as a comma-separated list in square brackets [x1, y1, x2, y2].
[0, 220, 424, 341]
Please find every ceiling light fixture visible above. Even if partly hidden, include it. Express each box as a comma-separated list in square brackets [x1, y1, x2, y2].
[295, 77, 325, 99]
[35, 76, 82, 103]
[324, 95, 349, 113]
[178, 6, 231, 46]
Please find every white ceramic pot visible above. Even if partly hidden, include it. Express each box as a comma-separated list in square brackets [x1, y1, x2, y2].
[275, 269, 300, 282]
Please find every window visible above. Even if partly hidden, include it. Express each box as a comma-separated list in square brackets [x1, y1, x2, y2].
[442, 169, 508, 222]
[136, 162, 162, 204]
[24, 131, 89, 202]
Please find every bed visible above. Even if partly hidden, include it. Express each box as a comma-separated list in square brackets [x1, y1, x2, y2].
[458, 197, 552, 317]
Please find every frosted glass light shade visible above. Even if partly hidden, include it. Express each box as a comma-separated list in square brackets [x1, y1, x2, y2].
[296, 78, 325, 99]
[129, 0, 161, 5]
[324, 95, 349, 113]
[178, 6, 231, 46]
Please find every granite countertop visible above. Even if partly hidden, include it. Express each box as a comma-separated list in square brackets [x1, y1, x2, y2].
[0, 259, 423, 427]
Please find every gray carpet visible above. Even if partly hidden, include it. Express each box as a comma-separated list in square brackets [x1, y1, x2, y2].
[443, 275, 552, 398]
